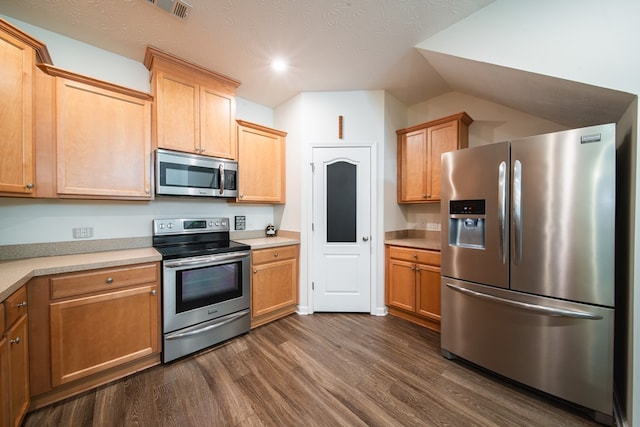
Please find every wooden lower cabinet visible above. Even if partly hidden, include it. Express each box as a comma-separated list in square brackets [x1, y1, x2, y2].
[251, 245, 299, 328]
[1, 286, 30, 427]
[385, 245, 441, 332]
[27, 263, 161, 410]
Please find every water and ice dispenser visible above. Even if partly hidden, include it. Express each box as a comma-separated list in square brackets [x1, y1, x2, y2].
[449, 200, 486, 249]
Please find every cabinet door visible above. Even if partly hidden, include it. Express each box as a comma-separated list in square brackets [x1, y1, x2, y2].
[416, 264, 441, 322]
[237, 122, 286, 203]
[252, 259, 297, 318]
[0, 30, 34, 194]
[426, 120, 458, 202]
[399, 129, 427, 202]
[0, 336, 9, 427]
[155, 71, 199, 154]
[49, 285, 159, 387]
[386, 259, 416, 312]
[200, 87, 236, 159]
[7, 316, 29, 427]
[56, 78, 152, 199]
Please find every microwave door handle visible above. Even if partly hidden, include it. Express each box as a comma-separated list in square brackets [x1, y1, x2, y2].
[219, 164, 225, 195]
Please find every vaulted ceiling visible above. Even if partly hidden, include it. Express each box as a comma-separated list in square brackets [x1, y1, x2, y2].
[0, 0, 634, 128]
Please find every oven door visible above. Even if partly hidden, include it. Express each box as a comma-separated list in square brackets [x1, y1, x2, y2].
[162, 250, 250, 334]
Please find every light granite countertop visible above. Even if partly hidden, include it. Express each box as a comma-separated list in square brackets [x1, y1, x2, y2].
[384, 229, 441, 251]
[0, 248, 162, 302]
[233, 236, 300, 250]
[384, 237, 441, 251]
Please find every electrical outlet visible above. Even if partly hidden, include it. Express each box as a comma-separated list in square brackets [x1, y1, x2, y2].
[72, 227, 94, 239]
[426, 223, 440, 231]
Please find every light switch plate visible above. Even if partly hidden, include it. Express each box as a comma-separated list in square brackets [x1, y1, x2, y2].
[234, 216, 246, 230]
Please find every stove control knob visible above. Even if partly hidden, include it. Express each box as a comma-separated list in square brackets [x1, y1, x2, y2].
[215, 221, 220, 226]
[208, 222, 213, 227]
[159, 223, 165, 229]
[167, 223, 174, 229]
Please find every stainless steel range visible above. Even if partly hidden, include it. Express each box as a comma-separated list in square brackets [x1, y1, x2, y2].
[152, 217, 251, 363]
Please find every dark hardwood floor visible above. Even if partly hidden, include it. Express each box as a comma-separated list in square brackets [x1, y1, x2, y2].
[24, 313, 601, 426]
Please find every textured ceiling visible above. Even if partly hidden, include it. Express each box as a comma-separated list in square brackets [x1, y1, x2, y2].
[419, 50, 636, 128]
[0, 0, 492, 107]
[0, 0, 634, 128]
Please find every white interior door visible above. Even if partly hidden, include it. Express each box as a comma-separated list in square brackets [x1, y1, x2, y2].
[311, 146, 371, 312]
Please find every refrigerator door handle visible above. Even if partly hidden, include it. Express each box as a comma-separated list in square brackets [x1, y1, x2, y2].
[513, 159, 523, 265]
[498, 161, 507, 264]
[445, 283, 603, 319]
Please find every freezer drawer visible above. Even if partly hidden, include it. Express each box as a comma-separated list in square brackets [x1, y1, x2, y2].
[441, 277, 613, 420]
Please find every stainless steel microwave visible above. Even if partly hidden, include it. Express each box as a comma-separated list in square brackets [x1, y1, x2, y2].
[155, 149, 238, 198]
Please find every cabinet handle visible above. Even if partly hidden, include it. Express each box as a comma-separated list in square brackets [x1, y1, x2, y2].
[25, 183, 34, 189]
[151, 289, 157, 296]
[15, 301, 27, 308]
[274, 252, 279, 258]
[10, 337, 21, 345]
[106, 277, 114, 284]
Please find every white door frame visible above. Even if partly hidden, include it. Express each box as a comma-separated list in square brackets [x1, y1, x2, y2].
[303, 142, 381, 315]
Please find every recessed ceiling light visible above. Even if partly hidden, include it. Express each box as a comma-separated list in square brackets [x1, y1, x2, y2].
[271, 58, 288, 73]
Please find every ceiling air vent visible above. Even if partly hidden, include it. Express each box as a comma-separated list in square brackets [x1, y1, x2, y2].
[146, 0, 192, 19]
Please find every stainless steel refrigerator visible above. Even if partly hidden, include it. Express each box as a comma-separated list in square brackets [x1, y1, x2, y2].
[440, 124, 615, 424]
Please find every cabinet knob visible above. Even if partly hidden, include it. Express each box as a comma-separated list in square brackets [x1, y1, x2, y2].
[274, 252, 279, 257]
[106, 277, 114, 284]
[151, 289, 157, 296]
[239, 194, 244, 199]
[145, 188, 150, 194]
[253, 269, 257, 274]
[200, 147, 206, 152]
[422, 194, 428, 198]
[25, 183, 34, 189]
[10, 337, 21, 345]
[16, 301, 27, 308]
[412, 254, 418, 259]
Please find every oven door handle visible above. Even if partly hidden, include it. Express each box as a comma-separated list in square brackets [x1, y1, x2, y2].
[165, 309, 250, 340]
[163, 251, 250, 268]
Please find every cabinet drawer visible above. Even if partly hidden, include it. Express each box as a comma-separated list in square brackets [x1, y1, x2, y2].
[252, 245, 298, 265]
[4, 286, 28, 327]
[388, 246, 440, 266]
[50, 263, 159, 300]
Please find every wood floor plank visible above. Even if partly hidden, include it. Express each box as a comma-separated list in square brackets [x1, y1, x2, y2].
[24, 313, 601, 427]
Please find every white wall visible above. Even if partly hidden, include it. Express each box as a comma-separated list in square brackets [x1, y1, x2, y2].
[275, 90, 388, 316]
[383, 93, 409, 232]
[419, 1, 640, 423]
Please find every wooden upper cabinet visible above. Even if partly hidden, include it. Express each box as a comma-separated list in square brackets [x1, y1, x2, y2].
[144, 46, 240, 159]
[0, 18, 51, 196]
[397, 112, 473, 203]
[41, 66, 153, 199]
[236, 120, 287, 204]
